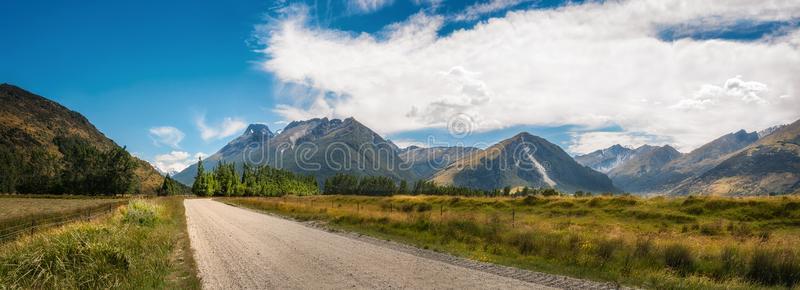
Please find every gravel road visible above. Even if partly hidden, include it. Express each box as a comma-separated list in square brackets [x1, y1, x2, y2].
[185, 199, 621, 290]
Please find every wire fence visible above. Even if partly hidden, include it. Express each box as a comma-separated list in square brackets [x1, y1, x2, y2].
[0, 201, 126, 243]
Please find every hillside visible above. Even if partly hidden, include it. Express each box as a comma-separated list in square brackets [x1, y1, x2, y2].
[574, 144, 634, 173]
[398, 146, 481, 179]
[605, 145, 682, 192]
[174, 117, 417, 185]
[672, 119, 800, 195]
[431, 132, 617, 193]
[0, 84, 162, 194]
[601, 130, 760, 193]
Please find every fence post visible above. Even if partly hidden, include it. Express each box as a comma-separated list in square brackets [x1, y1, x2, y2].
[30, 220, 35, 235]
[512, 209, 516, 228]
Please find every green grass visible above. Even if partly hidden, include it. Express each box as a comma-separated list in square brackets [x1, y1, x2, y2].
[221, 195, 800, 290]
[0, 197, 200, 289]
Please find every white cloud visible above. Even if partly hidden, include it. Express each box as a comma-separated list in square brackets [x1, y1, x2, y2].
[259, 0, 800, 152]
[148, 126, 185, 149]
[672, 76, 769, 110]
[453, 0, 534, 22]
[151, 151, 208, 175]
[196, 115, 248, 141]
[349, 0, 394, 14]
[391, 139, 427, 149]
[568, 132, 673, 155]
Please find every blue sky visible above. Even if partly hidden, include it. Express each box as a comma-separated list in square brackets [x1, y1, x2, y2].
[2, 0, 799, 174]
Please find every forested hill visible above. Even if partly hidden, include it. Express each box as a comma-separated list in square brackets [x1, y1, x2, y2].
[0, 83, 163, 194]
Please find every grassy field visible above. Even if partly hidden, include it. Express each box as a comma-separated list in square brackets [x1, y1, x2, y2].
[0, 196, 124, 223]
[0, 197, 200, 289]
[222, 195, 800, 290]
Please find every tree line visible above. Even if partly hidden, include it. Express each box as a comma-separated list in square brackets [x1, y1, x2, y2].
[0, 136, 138, 195]
[322, 173, 406, 196]
[191, 159, 318, 197]
[320, 173, 575, 197]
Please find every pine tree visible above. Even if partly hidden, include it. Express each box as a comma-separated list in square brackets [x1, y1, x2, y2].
[397, 180, 408, 195]
[191, 157, 207, 196]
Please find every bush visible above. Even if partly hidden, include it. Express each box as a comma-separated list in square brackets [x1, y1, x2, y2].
[522, 195, 541, 206]
[634, 237, 653, 258]
[415, 203, 433, 212]
[122, 200, 160, 226]
[595, 239, 620, 267]
[714, 246, 743, 279]
[700, 222, 723, 236]
[664, 244, 694, 275]
[747, 249, 800, 287]
[509, 232, 536, 255]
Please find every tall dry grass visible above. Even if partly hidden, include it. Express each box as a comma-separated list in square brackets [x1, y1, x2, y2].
[223, 195, 800, 290]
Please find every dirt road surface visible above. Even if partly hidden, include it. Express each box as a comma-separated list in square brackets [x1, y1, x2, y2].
[185, 199, 618, 290]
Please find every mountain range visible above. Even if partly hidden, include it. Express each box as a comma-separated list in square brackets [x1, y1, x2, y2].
[172, 113, 800, 196]
[2, 83, 796, 196]
[576, 123, 800, 195]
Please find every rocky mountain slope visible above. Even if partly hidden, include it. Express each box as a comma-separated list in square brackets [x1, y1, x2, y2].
[398, 146, 481, 179]
[0, 83, 162, 194]
[582, 129, 772, 194]
[671, 119, 800, 195]
[174, 118, 416, 185]
[574, 144, 635, 173]
[431, 132, 617, 193]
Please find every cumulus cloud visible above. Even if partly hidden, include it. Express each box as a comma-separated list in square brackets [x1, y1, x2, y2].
[148, 126, 185, 149]
[151, 151, 208, 175]
[196, 115, 248, 141]
[672, 76, 771, 111]
[259, 0, 800, 152]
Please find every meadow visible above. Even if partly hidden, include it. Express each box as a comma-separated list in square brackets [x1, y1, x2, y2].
[0, 196, 126, 240]
[222, 194, 800, 290]
[0, 197, 200, 289]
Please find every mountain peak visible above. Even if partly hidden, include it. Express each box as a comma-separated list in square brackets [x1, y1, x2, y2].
[243, 123, 274, 138]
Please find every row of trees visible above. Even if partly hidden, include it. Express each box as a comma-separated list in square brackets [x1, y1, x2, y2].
[322, 173, 407, 196]
[0, 136, 138, 195]
[191, 159, 318, 197]
[320, 174, 563, 197]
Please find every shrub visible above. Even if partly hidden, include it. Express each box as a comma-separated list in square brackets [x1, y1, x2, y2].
[714, 246, 742, 279]
[700, 222, 723, 236]
[634, 237, 653, 258]
[730, 222, 753, 238]
[122, 200, 160, 226]
[415, 202, 433, 212]
[399, 203, 415, 213]
[747, 249, 800, 287]
[595, 239, 620, 267]
[522, 195, 541, 206]
[664, 244, 694, 275]
[509, 232, 535, 255]
[756, 230, 771, 242]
